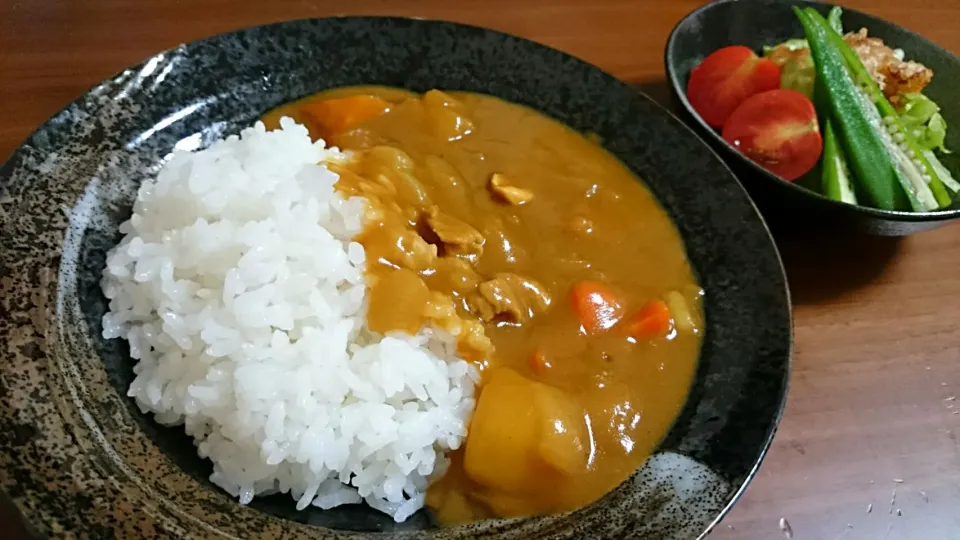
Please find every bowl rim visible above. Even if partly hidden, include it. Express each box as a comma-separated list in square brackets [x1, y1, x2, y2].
[664, 0, 960, 223]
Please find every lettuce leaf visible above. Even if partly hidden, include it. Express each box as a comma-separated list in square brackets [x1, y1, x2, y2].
[901, 93, 939, 124]
[763, 38, 808, 55]
[780, 53, 816, 99]
[763, 40, 815, 98]
[761, 8, 843, 100]
[900, 93, 949, 153]
[924, 150, 960, 193]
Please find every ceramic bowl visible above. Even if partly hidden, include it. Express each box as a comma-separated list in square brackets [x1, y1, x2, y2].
[666, 0, 960, 236]
[0, 17, 791, 539]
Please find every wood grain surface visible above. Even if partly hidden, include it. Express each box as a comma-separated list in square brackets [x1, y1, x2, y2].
[2, 0, 959, 538]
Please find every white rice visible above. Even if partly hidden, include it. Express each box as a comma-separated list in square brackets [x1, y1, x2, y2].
[100, 118, 478, 522]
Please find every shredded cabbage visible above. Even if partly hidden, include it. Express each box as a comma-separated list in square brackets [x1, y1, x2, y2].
[924, 150, 960, 193]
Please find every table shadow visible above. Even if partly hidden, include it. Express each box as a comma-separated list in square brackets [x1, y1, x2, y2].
[631, 77, 675, 109]
[772, 226, 902, 305]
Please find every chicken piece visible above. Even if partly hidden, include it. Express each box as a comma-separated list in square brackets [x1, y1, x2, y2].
[474, 273, 551, 323]
[424, 207, 485, 257]
[464, 290, 497, 322]
[394, 229, 438, 270]
[428, 256, 483, 293]
[843, 28, 933, 105]
[360, 220, 436, 271]
[488, 173, 534, 205]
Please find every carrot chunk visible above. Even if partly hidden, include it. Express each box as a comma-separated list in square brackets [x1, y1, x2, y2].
[623, 300, 673, 340]
[570, 281, 624, 335]
[299, 95, 391, 139]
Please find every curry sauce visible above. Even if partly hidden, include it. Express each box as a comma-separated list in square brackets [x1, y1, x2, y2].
[263, 87, 703, 524]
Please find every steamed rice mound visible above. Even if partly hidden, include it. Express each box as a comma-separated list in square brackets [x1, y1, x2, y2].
[100, 118, 478, 522]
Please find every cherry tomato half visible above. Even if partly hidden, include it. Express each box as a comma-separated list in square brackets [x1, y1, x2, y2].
[687, 46, 782, 129]
[722, 89, 823, 181]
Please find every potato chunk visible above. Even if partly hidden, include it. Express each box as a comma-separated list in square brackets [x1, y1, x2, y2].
[422, 90, 475, 141]
[534, 385, 588, 475]
[464, 368, 588, 494]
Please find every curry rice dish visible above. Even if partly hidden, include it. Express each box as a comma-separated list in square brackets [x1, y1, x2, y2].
[101, 85, 703, 524]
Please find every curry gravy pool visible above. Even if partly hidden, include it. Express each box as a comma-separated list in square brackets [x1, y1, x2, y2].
[263, 87, 703, 523]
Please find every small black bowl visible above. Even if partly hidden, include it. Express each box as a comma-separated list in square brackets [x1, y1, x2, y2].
[666, 0, 960, 236]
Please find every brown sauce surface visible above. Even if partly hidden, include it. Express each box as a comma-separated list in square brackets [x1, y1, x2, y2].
[263, 86, 703, 524]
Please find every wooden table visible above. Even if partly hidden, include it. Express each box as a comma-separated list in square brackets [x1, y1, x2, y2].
[2, 0, 959, 538]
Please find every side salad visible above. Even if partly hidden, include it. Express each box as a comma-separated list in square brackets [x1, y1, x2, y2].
[686, 6, 957, 212]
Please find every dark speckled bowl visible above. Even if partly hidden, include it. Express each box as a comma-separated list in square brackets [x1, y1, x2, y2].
[0, 17, 791, 539]
[666, 0, 960, 236]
